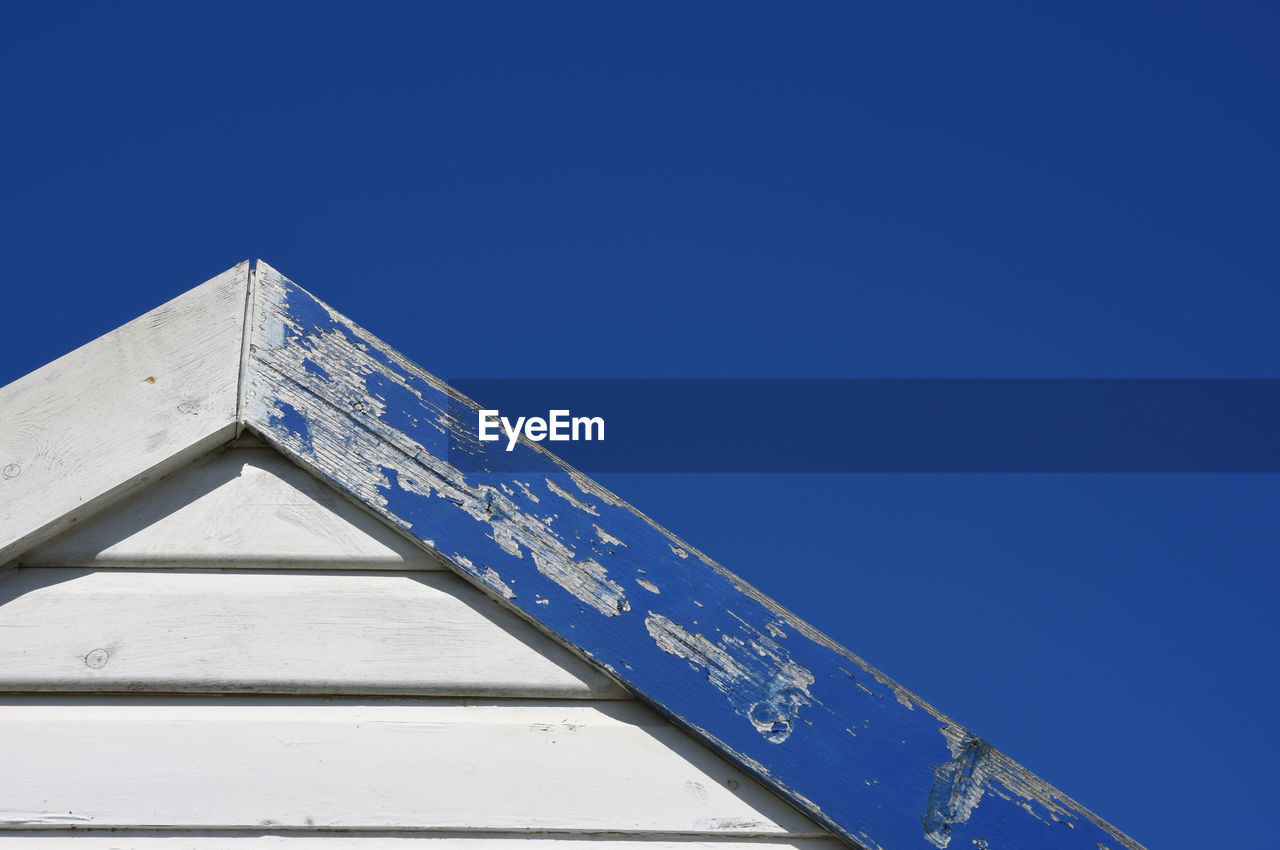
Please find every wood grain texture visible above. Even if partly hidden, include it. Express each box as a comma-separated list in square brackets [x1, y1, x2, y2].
[0, 262, 249, 566]
[244, 262, 1145, 850]
[0, 698, 824, 835]
[19, 448, 439, 569]
[0, 568, 625, 697]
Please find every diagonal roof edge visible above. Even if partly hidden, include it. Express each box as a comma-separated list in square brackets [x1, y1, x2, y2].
[242, 261, 1145, 850]
[0, 261, 1146, 850]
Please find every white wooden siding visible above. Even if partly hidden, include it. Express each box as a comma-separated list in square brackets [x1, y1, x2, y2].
[18, 447, 437, 570]
[0, 837, 844, 850]
[0, 568, 624, 698]
[0, 699, 823, 836]
[0, 446, 828, 843]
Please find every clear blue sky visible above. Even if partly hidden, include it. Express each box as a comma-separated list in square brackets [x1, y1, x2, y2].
[3, 3, 1277, 847]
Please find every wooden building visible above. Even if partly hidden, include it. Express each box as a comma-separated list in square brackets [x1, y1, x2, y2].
[0, 262, 1144, 850]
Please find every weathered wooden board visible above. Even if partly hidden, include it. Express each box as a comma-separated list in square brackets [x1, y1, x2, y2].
[0, 836, 845, 849]
[19, 447, 438, 570]
[0, 263, 249, 566]
[0, 698, 824, 835]
[0, 568, 624, 697]
[245, 262, 1144, 850]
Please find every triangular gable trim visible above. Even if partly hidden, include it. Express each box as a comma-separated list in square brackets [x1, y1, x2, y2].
[0, 262, 248, 562]
[0, 261, 1144, 850]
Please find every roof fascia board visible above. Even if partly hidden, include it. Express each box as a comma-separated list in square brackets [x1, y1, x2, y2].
[0, 261, 249, 565]
[243, 261, 1144, 850]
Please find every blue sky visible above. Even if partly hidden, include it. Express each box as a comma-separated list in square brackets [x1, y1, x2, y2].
[3, 3, 1277, 846]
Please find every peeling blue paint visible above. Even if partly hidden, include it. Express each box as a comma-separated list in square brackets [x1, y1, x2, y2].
[924, 737, 992, 848]
[243, 262, 1145, 850]
[267, 399, 313, 456]
[300, 357, 331, 382]
[645, 612, 813, 744]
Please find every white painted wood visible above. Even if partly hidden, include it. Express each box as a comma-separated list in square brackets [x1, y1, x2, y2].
[0, 271, 831, 846]
[19, 448, 439, 570]
[0, 836, 845, 849]
[0, 262, 249, 565]
[0, 568, 626, 698]
[0, 698, 824, 836]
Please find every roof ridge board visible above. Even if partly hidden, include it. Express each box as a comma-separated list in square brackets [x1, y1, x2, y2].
[234, 259, 262, 436]
[241, 264, 1146, 850]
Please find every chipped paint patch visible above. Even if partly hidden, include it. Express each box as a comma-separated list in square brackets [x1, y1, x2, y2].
[491, 520, 525, 559]
[636, 577, 661, 594]
[565, 466, 629, 510]
[670, 544, 689, 558]
[479, 566, 516, 599]
[594, 524, 625, 547]
[645, 612, 813, 743]
[924, 735, 994, 848]
[928, 725, 1146, 850]
[531, 550, 629, 616]
[546, 478, 599, 515]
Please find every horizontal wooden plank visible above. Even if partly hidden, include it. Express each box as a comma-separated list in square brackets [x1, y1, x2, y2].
[19, 447, 439, 570]
[0, 568, 626, 698]
[0, 698, 824, 835]
[0, 262, 248, 566]
[0, 834, 845, 848]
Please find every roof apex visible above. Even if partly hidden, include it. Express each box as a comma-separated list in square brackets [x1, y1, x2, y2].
[0, 261, 1146, 850]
